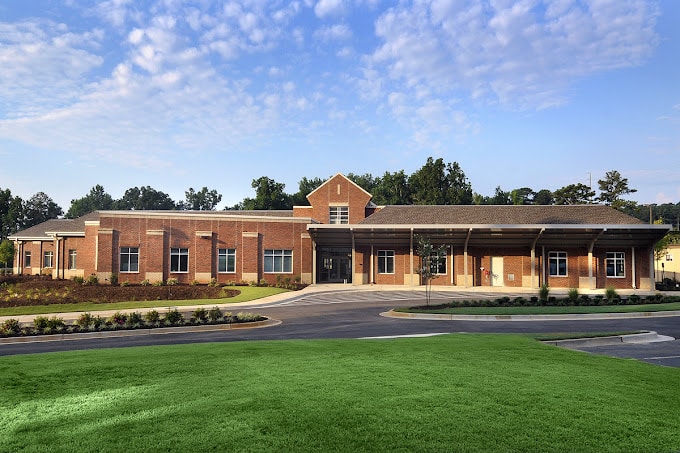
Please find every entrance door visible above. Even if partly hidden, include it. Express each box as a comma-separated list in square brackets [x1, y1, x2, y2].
[490, 256, 504, 287]
[317, 247, 352, 283]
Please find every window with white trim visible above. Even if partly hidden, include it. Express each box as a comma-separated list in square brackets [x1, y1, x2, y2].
[25, 251, 31, 268]
[43, 251, 53, 268]
[548, 252, 567, 277]
[606, 252, 625, 278]
[170, 248, 189, 273]
[378, 250, 395, 274]
[68, 250, 77, 270]
[329, 206, 349, 224]
[120, 247, 139, 273]
[218, 248, 236, 273]
[264, 249, 292, 273]
[429, 251, 447, 274]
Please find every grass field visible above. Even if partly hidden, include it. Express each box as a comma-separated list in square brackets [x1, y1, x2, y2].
[1, 334, 679, 452]
[0, 286, 288, 317]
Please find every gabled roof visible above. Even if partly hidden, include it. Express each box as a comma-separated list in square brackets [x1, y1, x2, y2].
[359, 205, 644, 226]
[305, 173, 372, 200]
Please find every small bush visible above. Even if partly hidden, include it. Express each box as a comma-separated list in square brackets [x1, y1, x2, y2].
[208, 278, 219, 287]
[192, 307, 208, 322]
[627, 294, 641, 305]
[164, 308, 184, 325]
[605, 286, 618, 303]
[126, 312, 144, 327]
[539, 284, 549, 302]
[191, 280, 200, 286]
[166, 278, 178, 286]
[2, 318, 22, 335]
[75, 312, 95, 328]
[86, 274, 99, 285]
[109, 273, 118, 286]
[72, 276, 85, 285]
[46, 316, 65, 330]
[120, 280, 130, 287]
[144, 309, 160, 324]
[33, 316, 49, 330]
[140, 279, 151, 287]
[108, 312, 127, 326]
[152, 280, 164, 287]
[568, 288, 579, 303]
[208, 306, 223, 322]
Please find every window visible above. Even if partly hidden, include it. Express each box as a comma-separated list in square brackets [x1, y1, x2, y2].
[170, 248, 189, 273]
[43, 251, 54, 268]
[120, 247, 139, 273]
[218, 248, 236, 273]
[329, 206, 349, 224]
[25, 252, 31, 268]
[429, 251, 447, 274]
[606, 252, 625, 278]
[666, 253, 673, 262]
[378, 250, 394, 274]
[68, 250, 77, 270]
[548, 252, 567, 277]
[264, 249, 292, 273]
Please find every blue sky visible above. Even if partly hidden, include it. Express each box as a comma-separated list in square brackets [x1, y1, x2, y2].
[1, 0, 678, 210]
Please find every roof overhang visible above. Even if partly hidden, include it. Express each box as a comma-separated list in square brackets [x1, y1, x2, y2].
[307, 224, 672, 248]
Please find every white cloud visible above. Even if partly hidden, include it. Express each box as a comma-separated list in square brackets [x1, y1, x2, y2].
[314, 24, 352, 41]
[315, 0, 345, 18]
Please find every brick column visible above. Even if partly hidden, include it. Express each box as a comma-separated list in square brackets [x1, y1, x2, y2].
[241, 231, 260, 283]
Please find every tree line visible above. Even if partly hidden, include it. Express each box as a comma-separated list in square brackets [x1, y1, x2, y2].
[2, 156, 679, 242]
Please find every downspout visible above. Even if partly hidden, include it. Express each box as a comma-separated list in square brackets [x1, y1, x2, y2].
[370, 244, 374, 284]
[631, 246, 636, 289]
[350, 228, 355, 285]
[464, 228, 472, 287]
[531, 228, 545, 289]
[409, 228, 414, 286]
[312, 238, 317, 284]
[541, 246, 545, 286]
[54, 235, 60, 279]
[588, 229, 606, 290]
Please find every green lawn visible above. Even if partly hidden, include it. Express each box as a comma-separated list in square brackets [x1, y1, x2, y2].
[0, 286, 288, 317]
[402, 301, 680, 315]
[1, 335, 679, 452]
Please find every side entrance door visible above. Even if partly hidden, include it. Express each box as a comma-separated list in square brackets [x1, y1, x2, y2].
[317, 247, 352, 283]
[490, 256, 504, 287]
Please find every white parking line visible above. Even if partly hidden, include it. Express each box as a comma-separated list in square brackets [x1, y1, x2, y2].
[358, 332, 452, 340]
[642, 355, 680, 360]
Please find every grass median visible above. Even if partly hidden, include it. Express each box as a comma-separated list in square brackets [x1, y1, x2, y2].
[399, 301, 680, 315]
[1, 334, 679, 452]
[0, 286, 289, 317]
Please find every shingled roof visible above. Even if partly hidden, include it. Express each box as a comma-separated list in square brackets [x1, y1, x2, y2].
[359, 205, 645, 226]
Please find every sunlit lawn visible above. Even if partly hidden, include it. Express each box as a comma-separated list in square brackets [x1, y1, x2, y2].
[1, 334, 679, 452]
[0, 286, 288, 317]
[402, 301, 680, 315]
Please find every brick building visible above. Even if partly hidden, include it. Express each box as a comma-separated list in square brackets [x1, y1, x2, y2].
[9, 174, 671, 291]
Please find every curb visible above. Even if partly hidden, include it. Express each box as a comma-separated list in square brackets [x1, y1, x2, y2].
[0, 318, 281, 345]
[542, 331, 675, 347]
[381, 310, 680, 322]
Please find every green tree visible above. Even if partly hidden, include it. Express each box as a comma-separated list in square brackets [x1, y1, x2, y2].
[553, 183, 596, 205]
[113, 186, 177, 210]
[533, 189, 554, 205]
[346, 173, 378, 194]
[290, 177, 325, 206]
[66, 185, 114, 218]
[409, 157, 447, 205]
[415, 234, 447, 306]
[23, 192, 63, 228]
[241, 177, 290, 210]
[181, 187, 223, 211]
[511, 187, 535, 205]
[372, 170, 411, 205]
[0, 188, 24, 240]
[491, 186, 511, 205]
[445, 162, 473, 205]
[0, 239, 15, 270]
[597, 170, 637, 210]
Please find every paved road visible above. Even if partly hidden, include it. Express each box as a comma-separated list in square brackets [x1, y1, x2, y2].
[1, 289, 679, 367]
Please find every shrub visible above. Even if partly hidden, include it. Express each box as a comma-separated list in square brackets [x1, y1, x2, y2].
[164, 308, 184, 326]
[208, 278, 219, 287]
[627, 294, 641, 305]
[166, 278, 178, 286]
[46, 316, 65, 330]
[109, 273, 119, 286]
[235, 312, 262, 323]
[126, 312, 144, 327]
[539, 284, 549, 302]
[192, 307, 208, 322]
[33, 316, 49, 330]
[605, 286, 618, 303]
[108, 312, 127, 326]
[72, 276, 85, 285]
[513, 297, 527, 306]
[2, 318, 22, 335]
[144, 309, 160, 324]
[86, 274, 99, 285]
[208, 306, 223, 322]
[568, 288, 579, 303]
[140, 279, 151, 287]
[75, 312, 95, 328]
[152, 280, 164, 287]
[120, 280, 130, 287]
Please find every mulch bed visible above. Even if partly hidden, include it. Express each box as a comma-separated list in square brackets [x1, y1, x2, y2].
[0, 276, 238, 308]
